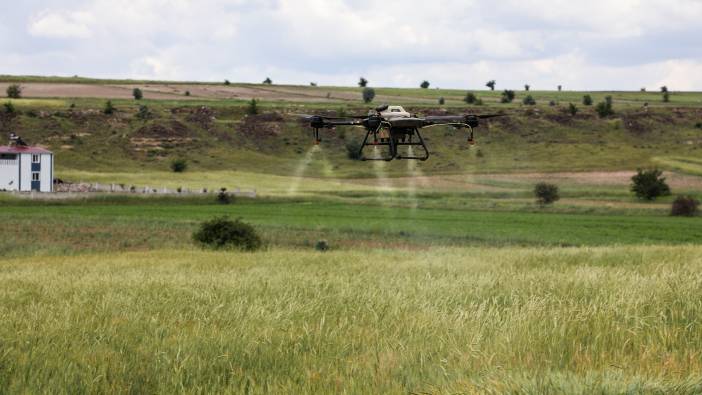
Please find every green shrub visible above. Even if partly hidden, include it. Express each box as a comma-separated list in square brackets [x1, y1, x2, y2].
[6, 84, 21, 99]
[362, 87, 375, 103]
[663, 92, 670, 103]
[524, 84, 530, 91]
[104, 100, 115, 115]
[184, 90, 191, 96]
[486, 80, 496, 91]
[500, 90, 515, 103]
[567, 103, 578, 116]
[247, 98, 258, 115]
[132, 88, 143, 100]
[263, 77, 272, 84]
[522, 95, 536, 105]
[474, 98, 484, 106]
[695, 122, 702, 129]
[136, 105, 151, 119]
[671, 196, 699, 217]
[583, 94, 593, 106]
[420, 80, 430, 89]
[631, 168, 670, 200]
[193, 217, 262, 251]
[315, 240, 330, 252]
[438, 97, 445, 105]
[534, 182, 560, 205]
[3, 101, 15, 114]
[224, 80, 231, 86]
[170, 158, 188, 173]
[595, 96, 614, 118]
[358, 77, 368, 87]
[217, 188, 232, 204]
[464, 92, 477, 104]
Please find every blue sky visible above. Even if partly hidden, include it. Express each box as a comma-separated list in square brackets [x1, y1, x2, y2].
[2, 0, 702, 90]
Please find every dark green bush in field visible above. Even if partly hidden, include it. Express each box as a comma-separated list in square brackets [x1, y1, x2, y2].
[362, 87, 375, 103]
[631, 168, 670, 200]
[420, 80, 430, 89]
[247, 98, 258, 115]
[522, 95, 536, 105]
[345, 139, 363, 160]
[6, 84, 22, 99]
[104, 100, 115, 115]
[524, 84, 530, 91]
[583, 94, 593, 106]
[132, 88, 143, 100]
[671, 196, 699, 217]
[464, 92, 477, 104]
[568, 103, 578, 116]
[595, 96, 614, 118]
[3, 101, 15, 114]
[217, 188, 232, 204]
[193, 217, 262, 251]
[315, 240, 330, 251]
[695, 122, 702, 129]
[136, 105, 151, 119]
[224, 79, 231, 86]
[358, 77, 368, 87]
[486, 80, 496, 90]
[170, 158, 188, 173]
[263, 77, 272, 84]
[438, 97, 445, 105]
[500, 90, 515, 103]
[534, 182, 560, 205]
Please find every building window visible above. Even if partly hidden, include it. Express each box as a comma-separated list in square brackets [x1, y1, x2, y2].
[32, 172, 40, 182]
[0, 154, 17, 160]
[32, 154, 40, 163]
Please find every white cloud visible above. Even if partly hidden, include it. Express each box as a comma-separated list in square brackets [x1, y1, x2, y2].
[29, 10, 93, 39]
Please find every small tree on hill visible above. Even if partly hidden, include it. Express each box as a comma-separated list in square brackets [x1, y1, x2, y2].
[486, 80, 496, 91]
[661, 86, 670, 103]
[170, 158, 188, 173]
[263, 77, 272, 84]
[420, 80, 430, 89]
[224, 79, 231, 86]
[464, 92, 477, 104]
[6, 84, 22, 99]
[358, 77, 368, 87]
[534, 182, 560, 205]
[247, 98, 258, 115]
[595, 96, 614, 118]
[438, 96, 445, 105]
[557, 85, 562, 92]
[500, 89, 515, 103]
[132, 88, 143, 100]
[567, 103, 578, 116]
[193, 217, 262, 251]
[671, 195, 699, 217]
[104, 100, 115, 115]
[583, 94, 593, 106]
[522, 95, 536, 105]
[631, 168, 670, 200]
[362, 87, 375, 103]
[524, 84, 530, 91]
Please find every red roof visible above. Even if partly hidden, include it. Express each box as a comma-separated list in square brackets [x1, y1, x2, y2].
[0, 146, 53, 154]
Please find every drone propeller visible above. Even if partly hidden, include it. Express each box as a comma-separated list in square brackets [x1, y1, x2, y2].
[291, 113, 367, 120]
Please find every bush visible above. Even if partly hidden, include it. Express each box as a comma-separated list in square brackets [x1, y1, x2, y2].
[6, 84, 22, 99]
[362, 87, 375, 103]
[315, 240, 330, 252]
[583, 94, 593, 106]
[663, 92, 670, 103]
[345, 139, 363, 160]
[557, 85, 562, 91]
[224, 80, 231, 86]
[170, 158, 188, 173]
[567, 103, 578, 116]
[263, 77, 272, 84]
[631, 168, 670, 200]
[358, 77, 368, 87]
[695, 122, 702, 129]
[104, 100, 115, 115]
[500, 90, 515, 103]
[464, 92, 477, 104]
[193, 217, 262, 251]
[486, 80, 496, 91]
[3, 101, 15, 114]
[474, 98, 484, 106]
[534, 182, 560, 205]
[420, 80, 430, 89]
[522, 95, 536, 105]
[136, 104, 151, 119]
[132, 88, 143, 100]
[671, 196, 699, 217]
[524, 84, 530, 91]
[549, 100, 557, 107]
[217, 188, 232, 204]
[184, 90, 191, 96]
[247, 98, 258, 115]
[595, 96, 614, 118]
[438, 96, 445, 105]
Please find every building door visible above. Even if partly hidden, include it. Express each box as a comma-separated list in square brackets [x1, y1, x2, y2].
[31, 172, 40, 191]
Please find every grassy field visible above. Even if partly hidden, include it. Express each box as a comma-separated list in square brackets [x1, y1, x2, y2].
[2, 246, 702, 393]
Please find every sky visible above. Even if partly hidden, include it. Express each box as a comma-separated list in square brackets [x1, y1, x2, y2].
[2, 0, 702, 90]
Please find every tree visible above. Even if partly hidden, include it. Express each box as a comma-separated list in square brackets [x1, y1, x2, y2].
[263, 77, 272, 84]
[524, 84, 530, 91]
[136, 104, 151, 119]
[420, 80, 430, 89]
[557, 85, 562, 92]
[486, 80, 496, 91]
[3, 101, 15, 114]
[500, 89, 515, 103]
[217, 188, 232, 204]
[583, 94, 593, 106]
[464, 92, 477, 104]
[438, 97, 445, 105]
[534, 182, 560, 205]
[247, 98, 258, 115]
[224, 79, 231, 85]
[595, 96, 614, 118]
[103, 100, 115, 115]
[522, 95, 536, 105]
[631, 168, 671, 200]
[192, 217, 262, 251]
[310, 82, 317, 87]
[567, 103, 578, 116]
[358, 77, 368, 87]
[170, 158, 188, 173]
[362, 87, 375, 103]
[6, 84, 22, 99]
[663, 92, 670, 102]
[132, 88, 143, 100]
[671, 196, 699, 217]
[660, 86, 668, 93]
[184, 90, 191, 96]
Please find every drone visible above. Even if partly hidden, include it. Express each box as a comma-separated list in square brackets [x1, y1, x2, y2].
[297, 104, 503, 161]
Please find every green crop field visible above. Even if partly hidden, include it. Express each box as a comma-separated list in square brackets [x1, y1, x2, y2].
[1, 76, 702, 393]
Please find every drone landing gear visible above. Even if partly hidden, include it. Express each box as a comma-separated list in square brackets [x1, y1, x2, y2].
[358, 128, 429, 161]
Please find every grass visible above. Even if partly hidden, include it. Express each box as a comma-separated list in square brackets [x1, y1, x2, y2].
[1, 246, 702, 393]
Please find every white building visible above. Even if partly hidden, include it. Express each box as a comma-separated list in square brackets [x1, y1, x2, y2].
[0, 145, 54, 192]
